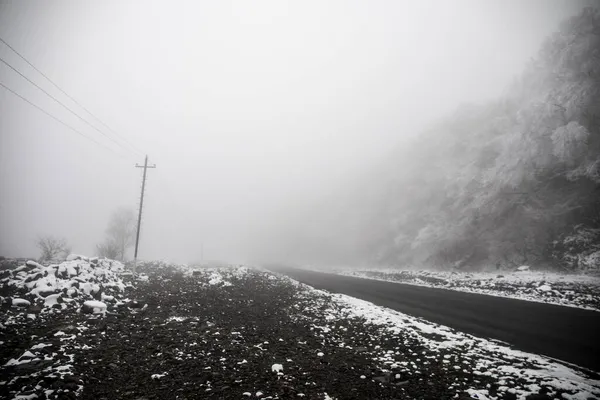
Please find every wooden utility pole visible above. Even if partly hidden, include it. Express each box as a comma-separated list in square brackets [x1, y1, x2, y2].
[133, 155, 156, 271]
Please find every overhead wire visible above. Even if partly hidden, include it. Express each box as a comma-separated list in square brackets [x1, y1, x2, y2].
[0, 36, 145, 157]
[0, 54, 136, 157]
[0, 81, 120, 155]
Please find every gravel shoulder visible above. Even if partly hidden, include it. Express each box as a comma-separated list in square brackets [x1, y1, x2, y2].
[1, 260, 599, 400]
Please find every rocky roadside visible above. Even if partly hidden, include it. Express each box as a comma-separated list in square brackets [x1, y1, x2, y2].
[1, 261, 599, 400]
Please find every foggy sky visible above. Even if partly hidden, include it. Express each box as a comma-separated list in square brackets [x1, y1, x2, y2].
[0, 0, 589, 264]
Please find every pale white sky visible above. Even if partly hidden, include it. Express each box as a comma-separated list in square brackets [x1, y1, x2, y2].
[0, 0, 588, 263]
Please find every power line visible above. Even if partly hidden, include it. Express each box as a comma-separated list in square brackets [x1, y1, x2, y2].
[0, 54, 133, 156]
[0, 81, 119, 155]
[0, 36, 144, 156]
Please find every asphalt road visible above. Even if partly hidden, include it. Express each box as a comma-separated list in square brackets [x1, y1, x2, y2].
[271, 267, 600, 372]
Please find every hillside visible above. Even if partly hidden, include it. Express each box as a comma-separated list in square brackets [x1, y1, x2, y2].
[345, 8, 600, 272]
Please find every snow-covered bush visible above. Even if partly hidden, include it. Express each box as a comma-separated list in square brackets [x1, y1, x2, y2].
[552, 225, 600, 273]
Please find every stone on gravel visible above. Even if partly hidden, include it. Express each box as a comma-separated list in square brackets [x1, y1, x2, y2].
[82, 300, 107, 314]
[271, 364, 283, 374]
[12, 298, 31, 307]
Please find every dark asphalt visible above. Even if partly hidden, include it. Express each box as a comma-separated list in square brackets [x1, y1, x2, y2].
[271, 267, 600, 372]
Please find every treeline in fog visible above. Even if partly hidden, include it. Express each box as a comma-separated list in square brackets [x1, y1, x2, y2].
[320, 8, 600, 272]
[365, 8, 600, 271]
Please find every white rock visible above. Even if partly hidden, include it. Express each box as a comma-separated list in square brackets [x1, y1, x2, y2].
[44, 294, 61, 307]
[20, 351, 36, 359]
[82, 300, 107, 314]
[271, 363, 284, 373]
[12, 298, 31, 307]
[101, 293, 115, 302]
[26, 260, 43, 269]
[66, 254, 88, 262]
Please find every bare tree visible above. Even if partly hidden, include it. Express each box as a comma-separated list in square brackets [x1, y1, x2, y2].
[104, 207, 136, 261]
[36, 236, 71, 262]
[96, 239, 120, 260]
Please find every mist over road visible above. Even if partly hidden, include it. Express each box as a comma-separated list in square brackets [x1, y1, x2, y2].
[271, 267, 600, 372]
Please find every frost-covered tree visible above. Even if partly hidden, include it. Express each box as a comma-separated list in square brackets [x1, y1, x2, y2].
[36, 236, 71, 263]
[102, 207, 136, 261]
[269, 8, 600, 272]
[96, 239, 121, 260]
[349, 8, 600, 271]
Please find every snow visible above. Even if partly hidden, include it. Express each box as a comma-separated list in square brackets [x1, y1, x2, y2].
[26, 260, 43, 269]
[12, 298, 31, 307]
[101, 293, 115, 302]
[275, 271, 600, 399]
[20, 351, 36, 359]
[538, 284, 552, 292]
[207, 272, 232, 286]
[30, 343, 52, 350]
[1, 258, 127, 314]
[467, 388, 491, 399]
[13, 394, 39, 400]
[325, 291, 600, 399]
[151, 372, 168, 379]
[166, 316, 187, 322]
[271, 363, 283, 373]
[0, 299, 97, 399]
[5, 351, 39, 366]
[44, 294, 60, 307]
[83, 300, 107, 311]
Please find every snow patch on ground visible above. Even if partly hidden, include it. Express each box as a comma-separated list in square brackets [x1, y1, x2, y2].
[151, 372, 168, 380]
[271, 363, 283, 374]
[1, 320, 90, 399]
[208, 272, 232, 286]
[278, 274, 600, 399]
[331, 292, 600, 399]
[11, 298, 31, 307]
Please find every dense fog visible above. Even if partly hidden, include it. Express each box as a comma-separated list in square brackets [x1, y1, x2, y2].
[0, 0, 595, 267]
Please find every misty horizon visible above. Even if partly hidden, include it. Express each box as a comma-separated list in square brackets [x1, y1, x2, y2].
[0, 0, 593, 265]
